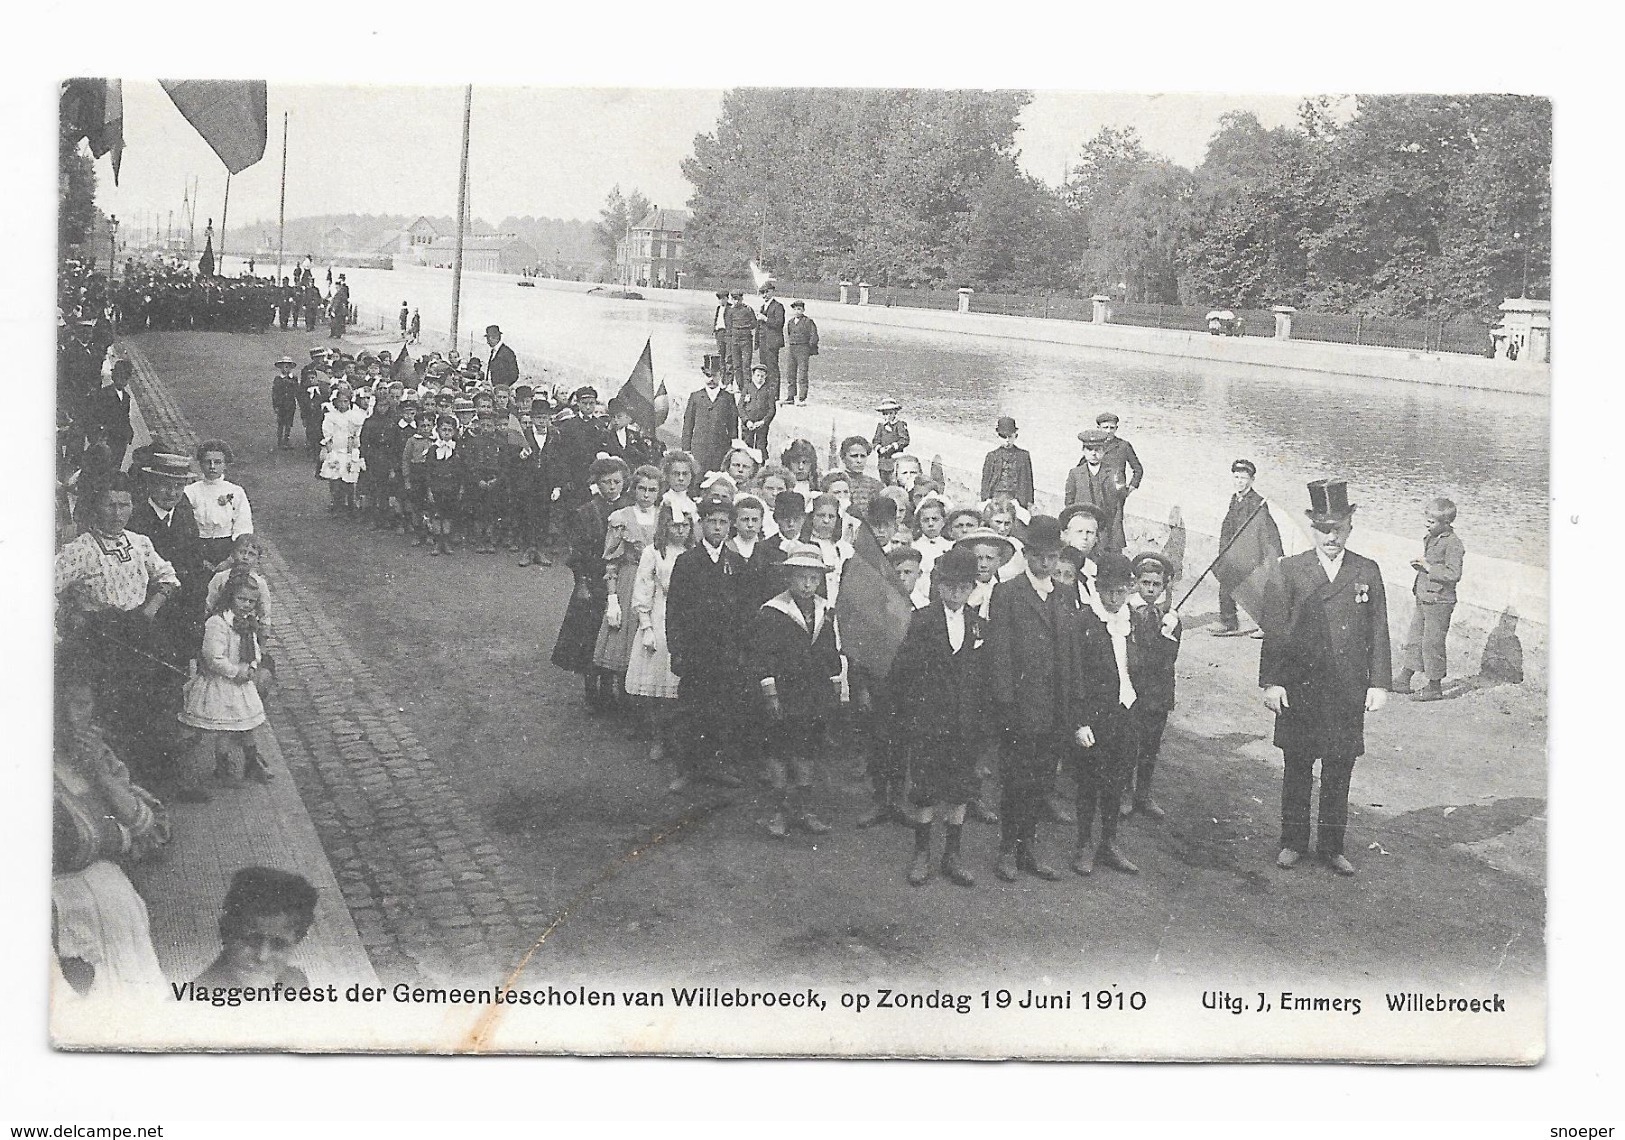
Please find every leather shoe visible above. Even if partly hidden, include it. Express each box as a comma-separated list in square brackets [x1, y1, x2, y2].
[1019, 855, 1062, 881]
[1212, 625, 1246, 637]
[1070, 848, 1096, 876]
[940, 854, 976, 887]
[907, 852, 933, 886]
[1134, 797, 1166, 821]
[766, 812, 789, 838]
[1324, 853, 1356, 876]
[1413, 685, 1444, 702]
[1276, 847, 1301, 869]
[1097, 843, 1139, 874]
[967, 799, 1000, 824]
[994, 853, 1019, 882]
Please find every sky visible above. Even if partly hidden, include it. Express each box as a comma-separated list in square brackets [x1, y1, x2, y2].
[99, 84, 1316, 241]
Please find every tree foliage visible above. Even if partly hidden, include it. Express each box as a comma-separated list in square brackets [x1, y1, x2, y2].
[677, 91, 1550, 318]
[60, 133, 99, 254]
[595, 185, 652, 264]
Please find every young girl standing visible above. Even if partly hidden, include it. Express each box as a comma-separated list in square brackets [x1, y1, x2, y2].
[552, 456, 629, 712]
[624, 502, 696, 763]
[177, 570, 270, 799]
[659, 449, 699, 521]
[319, 383, 368, 513]
[593, 464, 664, 712]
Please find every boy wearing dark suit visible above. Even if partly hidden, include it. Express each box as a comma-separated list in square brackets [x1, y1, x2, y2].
[1058, 552, 1143, 875]
[1260, 479, 1391, 876]
[888, 547, 988, 887]
[1122, 553, 1181, 820]
[747, 544, 843, 837]
[666, 497, 749, 792]
[739, 363, 777, 456]
[985, 514, 1067, 882]
[980, 416, 1035, 508]
[1064, 429, 1129, 554]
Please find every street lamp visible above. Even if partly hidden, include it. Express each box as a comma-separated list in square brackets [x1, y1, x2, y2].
[109, 214, 118, 279]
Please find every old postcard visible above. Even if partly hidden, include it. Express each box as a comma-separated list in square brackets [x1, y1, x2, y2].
[47, 80, 1546, 1062]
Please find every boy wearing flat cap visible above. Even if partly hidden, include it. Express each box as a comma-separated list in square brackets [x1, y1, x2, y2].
[1259, 479, 1391, 876]
[1123, 552, 1181, 820]
[1065, 429, 1129, 555]
[1215, 458, 1283, 636]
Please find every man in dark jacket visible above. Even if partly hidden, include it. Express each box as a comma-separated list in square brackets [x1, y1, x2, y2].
[784, 300, 819, 405]
[985, 514, 1068, 882]
[755, 282, 786, 401]
[87, 359, 136, 471]
[681, 358, 738, 476]
[1259, 479, 1391, 876]
[738, 363, 777, 456]
[550, 386, 611, 509]
[724, 289, 756, 391]
[1215, 458, 1284, 636]
[666, 497, 750, 792]
[483, 324, 519, 390]
[127, 453, 210, 670]
[1064, 429, 1129, 554]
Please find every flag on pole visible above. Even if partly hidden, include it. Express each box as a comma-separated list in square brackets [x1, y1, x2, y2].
[198, 232, 215, 278]
[834, 519, 914, 677]
[1211, 497, 1284, 628]
[159, 80, 269, 174]
[615, 338, 669, 433]
[392, 342, 412, 380]
[61, 79, 124, 184]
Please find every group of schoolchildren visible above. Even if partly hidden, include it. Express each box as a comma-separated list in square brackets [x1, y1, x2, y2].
[274, 345, 660, 565]
[543, 389, 1187, 888]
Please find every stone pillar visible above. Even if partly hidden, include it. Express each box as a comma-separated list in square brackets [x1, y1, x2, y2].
[957, 288, 973, 313]
[1497, 297, 1551, 364]
[1091, 295, 1111, 324]
[838, 280, 852, 305]
[858, 282, 871, 306]
[1272, 305, 1297, 340]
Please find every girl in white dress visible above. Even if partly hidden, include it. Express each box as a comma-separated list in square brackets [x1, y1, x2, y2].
[659, 449, 699, 520]
[177, 570, 269, 799]
[623, 501, 697, 762]
[319, 382, 368, 511]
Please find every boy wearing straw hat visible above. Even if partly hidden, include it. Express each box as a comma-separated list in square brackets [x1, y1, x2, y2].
[1259, 479, 1391, 876]
[747, 543, 843, 838]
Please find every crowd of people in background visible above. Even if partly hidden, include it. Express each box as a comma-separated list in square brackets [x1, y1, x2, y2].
[51, 265, 1473, 995]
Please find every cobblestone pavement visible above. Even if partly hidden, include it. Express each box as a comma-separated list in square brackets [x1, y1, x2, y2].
[127, 343, 549, 984]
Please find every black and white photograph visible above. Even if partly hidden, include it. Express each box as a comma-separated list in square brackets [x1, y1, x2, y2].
[42, 73, 1554, 1068]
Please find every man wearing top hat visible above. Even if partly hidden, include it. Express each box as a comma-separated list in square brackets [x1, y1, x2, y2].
[484, 324, 519, 390]
[784, 300, 819, 406]
[1065, 428, 1130, 555]
[1259, 479, 1391, 876]
[682, 355, 739, 476]
[755, 281, 786, 401]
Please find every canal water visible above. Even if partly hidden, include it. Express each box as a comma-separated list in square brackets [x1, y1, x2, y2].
[331, 264, 1547, 567]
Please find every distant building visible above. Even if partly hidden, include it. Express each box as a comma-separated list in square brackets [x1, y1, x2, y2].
[320, 225, 356, 258]
[423, 233, 539, 275]
[616, 206, 689, 288]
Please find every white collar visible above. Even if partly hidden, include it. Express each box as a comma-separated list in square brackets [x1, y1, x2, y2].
[1317, 549, 1346, 579]
[702, 539, 725, 562]
[1025, 570, 1053, 599]
[762, 591, 828, 638]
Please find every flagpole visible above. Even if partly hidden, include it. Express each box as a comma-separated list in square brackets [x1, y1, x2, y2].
[219, 173, 232, 276]
[448, 84, 472, 354]
[276, 112, 288, 281]
[1172, 495, 1272, 613]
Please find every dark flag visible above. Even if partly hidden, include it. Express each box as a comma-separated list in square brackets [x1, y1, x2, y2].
[198, 233, 215, 278]
[1211, 496, 1284, 629]
[392, 341, 412, 381]
[615, 338, 669, 434]
[61, 79, 124, 184]
[159, 81, 269, 174]
[835, 520, 914, 677]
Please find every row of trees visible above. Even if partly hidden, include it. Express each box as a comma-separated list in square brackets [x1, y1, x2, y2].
[679, 92, 1551, 320]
